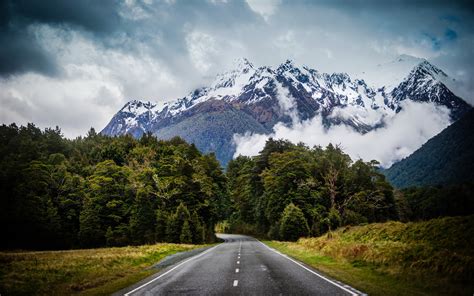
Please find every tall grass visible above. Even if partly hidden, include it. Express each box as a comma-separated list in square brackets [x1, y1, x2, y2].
[267, 215, 474, 295]
[0, 243, 201, 296]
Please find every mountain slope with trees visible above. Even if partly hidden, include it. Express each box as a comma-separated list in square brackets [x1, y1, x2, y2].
[384, 108, 474, 188]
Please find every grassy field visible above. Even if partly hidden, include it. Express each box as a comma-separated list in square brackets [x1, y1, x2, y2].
[266, 215, 474, 296]
[0, 243, 204, 296]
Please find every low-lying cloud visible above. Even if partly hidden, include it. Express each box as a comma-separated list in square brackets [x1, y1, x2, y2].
[233, 101, 451, 168]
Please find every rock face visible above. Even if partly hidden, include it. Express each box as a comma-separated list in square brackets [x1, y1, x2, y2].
[101, 56, 471, 166]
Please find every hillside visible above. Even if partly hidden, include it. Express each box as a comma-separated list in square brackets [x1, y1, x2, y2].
[384, 108, 474, 188]
[268, 215, 474, 296]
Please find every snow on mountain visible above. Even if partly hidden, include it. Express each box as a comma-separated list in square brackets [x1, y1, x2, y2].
[358, 54, 425, 91]
[101, 56, 471, 165]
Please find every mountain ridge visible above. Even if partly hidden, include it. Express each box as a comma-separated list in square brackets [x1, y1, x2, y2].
[101, 56, 471, 165]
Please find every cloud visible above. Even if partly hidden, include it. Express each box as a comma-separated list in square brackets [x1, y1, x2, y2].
[445, 28, 458, 41]
[0, 25, 179, 138]
[0, 0, 122, 77]
[186, 31, 219, 74]
[233, 101, 452, 168]
[0, 0, 473, 138]
[245, 0, 281, 21]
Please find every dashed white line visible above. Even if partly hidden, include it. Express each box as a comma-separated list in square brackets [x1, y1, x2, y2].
[235, 268, 239, 273]
[237, 261, 240, 264]
[233, 280, 239, 287]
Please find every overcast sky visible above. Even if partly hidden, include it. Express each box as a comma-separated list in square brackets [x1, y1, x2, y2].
[0, 0, 473, 137]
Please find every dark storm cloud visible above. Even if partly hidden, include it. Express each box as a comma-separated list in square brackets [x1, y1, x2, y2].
[0, 0, 122, 76]
[0, 26, 57, 76]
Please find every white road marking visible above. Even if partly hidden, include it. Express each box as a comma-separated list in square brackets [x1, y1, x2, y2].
[258, 241, 358, 296]
[235, 268, 239, 273]
[233, 280, 238, 287]
[237, 261, 240, 264]
[124, 245, 220, 295]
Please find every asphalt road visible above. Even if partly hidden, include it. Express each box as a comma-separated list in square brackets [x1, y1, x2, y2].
[118, 234, 362, 296]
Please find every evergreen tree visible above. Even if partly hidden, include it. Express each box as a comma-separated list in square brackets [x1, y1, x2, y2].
[180, 220, 193, 243]
[279, 203, 310, 241]
[129, 186, 156, 245]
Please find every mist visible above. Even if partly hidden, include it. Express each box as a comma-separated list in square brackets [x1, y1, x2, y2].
[233, 101, 451, 168]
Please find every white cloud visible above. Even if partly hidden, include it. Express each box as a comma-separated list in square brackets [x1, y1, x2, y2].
[185, 31, 219, 74]
[233, 101, 451, 167]
[245, 0, 281, 21]
[0, 25, 179, 138]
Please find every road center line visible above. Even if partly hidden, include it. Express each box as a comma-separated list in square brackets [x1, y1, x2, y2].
[258, 241, 358, 296]
[124, 244, 220, 295]
[235, 268, 239, 273]
[237, 260, 240, 264]
[233, 280, 238, 287]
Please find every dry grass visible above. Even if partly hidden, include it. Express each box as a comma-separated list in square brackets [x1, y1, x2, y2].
[0, 243, 202, 296]
[266, 216, 474, 296]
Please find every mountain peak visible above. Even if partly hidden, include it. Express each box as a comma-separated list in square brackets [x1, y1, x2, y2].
[395, 54, 425, 64]
[121, 99, 157, 115]
[232, 57, 254, 72]
[103, 56, 470, 166]
[412, 60, 447, 78]
[277, 59, 296, 71]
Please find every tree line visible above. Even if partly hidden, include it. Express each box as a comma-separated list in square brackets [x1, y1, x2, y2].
[226, 139, 398, 240]
[225, 139, 474, 241]
[2, 124, 473, 249]
[0, 124, 228, 249]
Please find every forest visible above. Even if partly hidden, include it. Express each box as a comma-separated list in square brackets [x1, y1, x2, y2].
[1, 124, 473, 249]
[0, 124, 228, 249]
[225, 139, 398, 239]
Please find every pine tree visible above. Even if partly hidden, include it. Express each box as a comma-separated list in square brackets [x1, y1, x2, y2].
[180, 220, 192, 243]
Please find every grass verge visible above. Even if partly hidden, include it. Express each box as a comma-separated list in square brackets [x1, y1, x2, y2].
[265, 215, 474, 296]
[0, 243, 205, 296]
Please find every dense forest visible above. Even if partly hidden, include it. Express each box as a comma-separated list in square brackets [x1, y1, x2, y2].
[1, 123, 473, 249]
[0, 124, 228, 249]
[225, 139, 474, 240]
[225, 139, 399, 240]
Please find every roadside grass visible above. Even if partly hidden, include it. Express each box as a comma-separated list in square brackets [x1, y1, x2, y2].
[265, 215, 474, 296]
[0, 243, 205, 296]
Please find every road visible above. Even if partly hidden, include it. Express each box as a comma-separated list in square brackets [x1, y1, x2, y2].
[118, 234, 362, 295]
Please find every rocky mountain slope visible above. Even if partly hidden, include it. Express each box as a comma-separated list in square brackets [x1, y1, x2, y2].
[101, 56, 471, 166]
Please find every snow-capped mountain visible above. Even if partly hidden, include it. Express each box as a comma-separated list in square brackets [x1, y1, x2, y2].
[101, 56, 471, 165]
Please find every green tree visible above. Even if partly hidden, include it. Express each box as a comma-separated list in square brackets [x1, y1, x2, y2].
[129, 186, 156, 245]
[180, 220, 193, 243]
[279, 203, 310, 241]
